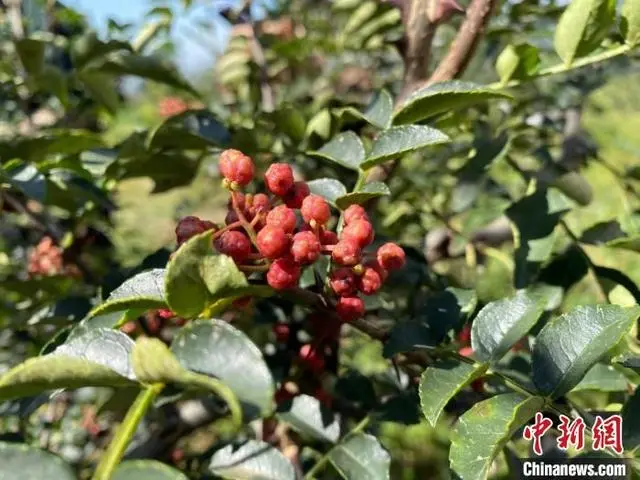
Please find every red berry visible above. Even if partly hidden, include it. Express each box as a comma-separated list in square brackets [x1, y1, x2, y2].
[267, 257, 301, 290]
[332, 240, 361, 266]
[175, 216, 207, 245]
[320, 229, 339, 245]
[298, 344, 325, 373]
[341, 219, 374, 248]
[357, 266, 383, 295]
[273, 323, 290, 343]
[458, 325, 471, 346]
[157, 309, 175, 319]
[301, 194, 331, 225]
[215, 231, 252, 263]
[290, 231, 321, 265]
[246, 193, 271, 218]
[225, 209, 240, 226]
[120, 321, 137, 334]
[377, 242, 406, 271]
[283, 181, 310, 209]
[219, 149, 255, 186]
[459, 346, 474, 357]
[274, 386, 296, 404]
[343, 204, 368, 225]
[265, 163, 295, 196]
[336, 296, 365, 322]
[257, 225, 290, 259]
[266, 205, 297, 233]
[329, 267, 357, 296]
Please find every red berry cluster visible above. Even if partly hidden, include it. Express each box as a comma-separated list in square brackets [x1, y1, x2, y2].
[27, 236, 81, 278]
[173, 149, 406, 323]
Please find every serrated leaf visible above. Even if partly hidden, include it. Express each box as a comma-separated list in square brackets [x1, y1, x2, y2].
[171, 319, 274, 418]
[622, 387, 640, 451]
[419, 359, 488, 426]
[90, 269, 166, 317]
[328, 433, 390, 480]
[112, 460, 188, 480]
[308, 131, 365, 171]
[361, 125, 450, 169]
[209, 440, 295, 480]
[495, 43, 540, 84]
[571, 363, 628, 392]
[532, 305, 640, 398]
[393, 81, 511, 125]
[622, 0, 640, 46]
[278, 394, 340, 443]
[0, 442, 75, 479]
[471, 289, 547, 362]
[336, 182, 390, 209]
[554, 0, 616, 66]
[450, 393, 543, 480]
[341, 90, 393, 129]
[307, 178, 348, 207]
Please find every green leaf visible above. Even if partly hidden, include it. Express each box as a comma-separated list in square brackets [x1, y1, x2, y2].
[307, 178, 348, 207]
[277, 394, 341, 443]
[554, 0, 616, 66]
[328, 433, 390, 480]
[571, 363, 628, 392]
[171, 319, 274, 418]
[15, 38, 46, 76]
[622, 387, 640, 451]
[450, 393, 543, 480]
[36, 65, 69, 107]
[90, 269, 167, 317]
[419, 359, 488, 427]
[606, 235, 640, 253]
[112, 460, 188, 480]
[361, 125, 450, 169]
[495, 43, 540, 84]
[0, 442, 75, 480]
[78, 71, 121, 112]
[622, 0, 640, 46]
[471, 289, 547, 362]
[308, 132, 365, 171]
[72, 32, 132, 69]
[532, 305, 640, 398]
[393, 81, 511, 125]
[1, 161, 46, 203]
[341, 90, 393, 129]
[335, 182, 390, 209]
[164, 231, 250, 318]
[209, 440, 295, 480]
[146, 110, 230, 150]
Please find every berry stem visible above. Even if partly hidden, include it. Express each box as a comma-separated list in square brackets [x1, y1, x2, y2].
[211, 221, 243, 241]
[231, 192, 260, 249]
[238, 264, 270, 273]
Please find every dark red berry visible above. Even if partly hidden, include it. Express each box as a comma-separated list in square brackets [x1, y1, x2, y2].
[320, 228, 338, 245]
[273, 324, 290, 343]
[175, 216, 207, 245]
[219, 149, 254, 186]
[336, 296, 365, 322]
[377, 242, 406, 270]
[329, 267, 357, 296]
[267, 257, 301, 290]
[215, 230, 252, 263]
[301, 194, 331, 225]
[283, 181, 310, 209]
[357, 266, 383, 295]
[290, 231, 321, 265]
[257, 225, 290, 259]
[225, 209, 240, 226]
[274, 386, 296, 404]
[341, 219, 374, 248]
[332, 240, 361, 266]
[343, 204, 368, 225]
[266, 205, 297, 233]
[265, 163, 295, 196]
[298, 344, 325, 373]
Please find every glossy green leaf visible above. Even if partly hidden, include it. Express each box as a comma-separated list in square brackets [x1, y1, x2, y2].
[171, 319, 274, 417]
[622, 387, 640, 451]
[72, 32, 132, 69]
[622, 0, 640, 46]
[278, 394, 341, 443]
[419, 359, 488, 426]
[1, 162, 46, 203]
[15, 38, 46, 76]
[146, 110, 230, 150]
[307, 178, 348, 207]
[554, 0, 616, 65]
[341, 89, 393, 129]
[571, 363, 628, 392]
[335, 182, 390, 209]
[209, 440, 295, 480]
[112, 460, 188, 480]
[450, 393, 543, 480]
[0, 442, 75, 480]
[361, 125, 450, 169]
[328, 433, 390, 480]
[495, 43, 540, 84]
[471, 289, 547, 362]
[90, 269, 166, 317]
[532, 305, 640, 397]
[393, 81, 511, 125]
[308, 131, 365, 171]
